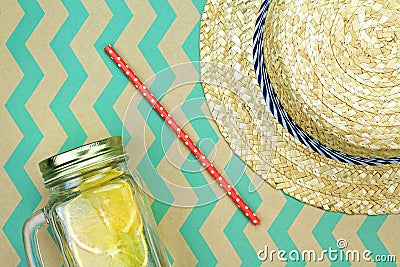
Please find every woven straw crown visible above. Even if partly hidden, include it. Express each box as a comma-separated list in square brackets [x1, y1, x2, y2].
[200, 0, 400, 215]
[264, 0, 400, 159]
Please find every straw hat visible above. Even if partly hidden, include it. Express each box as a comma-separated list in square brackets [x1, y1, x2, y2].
[200, 0, 400, 214]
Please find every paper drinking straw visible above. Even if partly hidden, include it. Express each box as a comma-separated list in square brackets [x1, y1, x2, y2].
[105, 44, 260, 225]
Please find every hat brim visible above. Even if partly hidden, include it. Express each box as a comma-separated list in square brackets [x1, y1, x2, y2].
[200, 0, 400, 214]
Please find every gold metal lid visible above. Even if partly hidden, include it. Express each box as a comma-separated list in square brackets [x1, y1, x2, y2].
[39, 136, 125, 187]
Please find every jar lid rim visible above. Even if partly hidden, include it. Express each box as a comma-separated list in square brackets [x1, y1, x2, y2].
[39, 136, 124, 186]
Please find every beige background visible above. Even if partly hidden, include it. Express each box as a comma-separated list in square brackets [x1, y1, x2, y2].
[1, 0, 398, 266]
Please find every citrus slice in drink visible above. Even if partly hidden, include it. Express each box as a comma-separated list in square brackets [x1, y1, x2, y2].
[78, 166, 124, 191]
[63, 180, 148, 266]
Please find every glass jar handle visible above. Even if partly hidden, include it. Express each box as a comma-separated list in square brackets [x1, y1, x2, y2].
[23, 209, 47, 267]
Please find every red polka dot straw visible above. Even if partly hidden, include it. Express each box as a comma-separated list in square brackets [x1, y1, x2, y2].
[104, 44, 260, 226]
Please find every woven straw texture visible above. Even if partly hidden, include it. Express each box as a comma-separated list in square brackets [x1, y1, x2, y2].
[264, 0, 400, 159]
[201, 0, 274, 180]
[200, 0, 400, 214]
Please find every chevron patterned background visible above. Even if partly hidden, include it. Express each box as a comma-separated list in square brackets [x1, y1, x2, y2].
[1, 0, 399, 266]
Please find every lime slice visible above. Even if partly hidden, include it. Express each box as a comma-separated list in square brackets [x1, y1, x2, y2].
[64, 180, 148, 266]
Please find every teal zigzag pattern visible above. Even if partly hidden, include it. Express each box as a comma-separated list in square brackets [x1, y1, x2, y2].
[180, 85, 218, 266]
[182, 0, 206, 63]
[94, 0, 132, 136]
[224, 156, 262, 266]
[135, 2, 177, 264]
[268, 195, 305, 266]
[357, 216, 394, 267]
[3, 1, 44, 265]
[136, 96, 175, 224]
[179, 2, 220, 264]
[137, 0, 176, 224]
[179, 159, 217, 266]
[138, 0, 176, 74]
[49, 0, 88, 152]
[3, 0, 398, 266]
[312, 212, 346, 266]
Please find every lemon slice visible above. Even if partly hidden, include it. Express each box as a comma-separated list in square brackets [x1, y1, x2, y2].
[64, 180, 148, 266]
[70, 229, 148, 267]
[78, 167, 124, 191]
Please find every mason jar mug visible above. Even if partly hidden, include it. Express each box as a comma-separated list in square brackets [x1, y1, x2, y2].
[23, 136, 169, 267]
